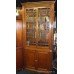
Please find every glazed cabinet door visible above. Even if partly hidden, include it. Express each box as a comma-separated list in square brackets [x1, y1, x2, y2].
[25, 9, 37, 46]
[37, 8, 50, 46]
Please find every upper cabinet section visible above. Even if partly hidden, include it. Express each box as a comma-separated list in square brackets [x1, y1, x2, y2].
[22, 1, 55, 47]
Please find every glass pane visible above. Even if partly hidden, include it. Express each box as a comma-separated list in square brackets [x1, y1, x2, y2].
[38, 8, 50, 46]
[26, 9, 36, 46]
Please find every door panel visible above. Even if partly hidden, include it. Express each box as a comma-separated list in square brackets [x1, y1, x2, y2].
[16, 20, 22, 47]
[37, 51, 52, 71]
[16, 19, 23, 70]
[37, 8, 50, 47]
[24, 49, 35, 69]
[16, 47, 23, 70]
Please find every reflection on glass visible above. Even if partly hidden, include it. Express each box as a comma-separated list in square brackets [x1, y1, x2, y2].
[26, 8, 50, 46]
[26, 9, 36, 46]
[38, 8, 50, 46]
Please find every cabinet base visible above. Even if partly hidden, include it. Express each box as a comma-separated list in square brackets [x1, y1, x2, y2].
[24, 68, 52, 74]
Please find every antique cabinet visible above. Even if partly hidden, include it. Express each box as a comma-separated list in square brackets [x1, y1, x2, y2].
[22, 1, 55, 73]
[16, 11, 23, 70]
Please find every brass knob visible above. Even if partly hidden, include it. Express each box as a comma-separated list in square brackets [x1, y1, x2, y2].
[35, 60, 38, 62]
[50, 50, 52, 52]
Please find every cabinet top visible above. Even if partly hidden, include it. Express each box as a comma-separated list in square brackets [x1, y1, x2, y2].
[21, 1, 55, 8]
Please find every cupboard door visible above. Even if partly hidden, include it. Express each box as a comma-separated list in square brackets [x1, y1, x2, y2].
[37, 8, 50, 46]
[24, 49, 35, 69]
[26, 9, 37, 46]
[16, 47, 23, 70]
[37, 51, 52, 71]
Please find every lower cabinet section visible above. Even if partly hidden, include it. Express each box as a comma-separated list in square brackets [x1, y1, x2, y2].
[24, 48, 53, 73]
[16, 47, 23, 70]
